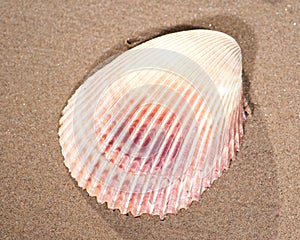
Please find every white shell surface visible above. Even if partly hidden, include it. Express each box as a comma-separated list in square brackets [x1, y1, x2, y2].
[58, 29, 245, 218]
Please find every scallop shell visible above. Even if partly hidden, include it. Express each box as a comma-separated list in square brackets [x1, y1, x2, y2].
[58, 29, 245, 219]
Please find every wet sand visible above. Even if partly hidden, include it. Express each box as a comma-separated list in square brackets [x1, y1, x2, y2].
[1, 1, 299, 239]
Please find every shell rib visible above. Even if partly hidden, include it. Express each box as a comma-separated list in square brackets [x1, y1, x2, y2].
[58, 30, 245, 219]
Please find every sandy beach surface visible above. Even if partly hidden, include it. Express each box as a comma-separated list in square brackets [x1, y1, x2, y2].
[1, 1, 299, 239]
